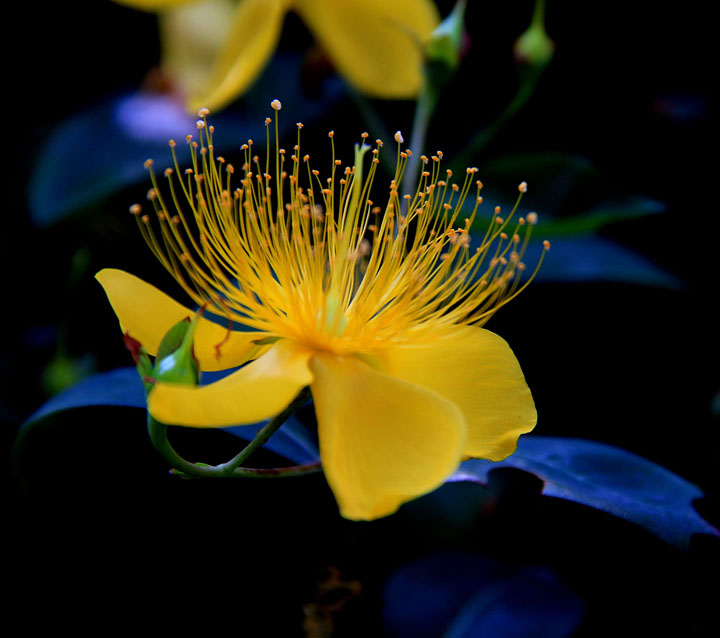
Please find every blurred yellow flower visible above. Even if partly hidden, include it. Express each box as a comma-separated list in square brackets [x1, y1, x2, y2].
[97, 103, 545, 520]
[115, 0, 440, 111]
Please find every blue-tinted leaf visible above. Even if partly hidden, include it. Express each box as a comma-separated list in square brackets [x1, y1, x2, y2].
[450, 436, 719, 549]
[382, 553, 584, 638]
[522, 235, 682, 288]
[29, 54, 343, 226]
[22, 366, 318, 464]
[225, 418, 319, 464]
[25, 367, 147, 422]
[446, 567, 585, 638]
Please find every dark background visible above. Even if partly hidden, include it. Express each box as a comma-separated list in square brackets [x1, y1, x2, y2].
[5, 1, 718, 635]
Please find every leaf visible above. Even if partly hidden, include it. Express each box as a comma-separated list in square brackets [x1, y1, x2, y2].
[523, 235, 683, 288]
[450, 436, 719, 549]
[21, 367, 319, 465]
[28, 54, 343, 226]
[445, 567, 585, 638]
[224, 419, 319, 465]
[382, 553, 584, 638]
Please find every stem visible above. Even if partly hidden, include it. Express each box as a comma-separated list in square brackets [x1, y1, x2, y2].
[401, 82, 436, 199]
[450, 71, 540, 172]
[219, 387, 312, 472]
[147, 387, 319, 479]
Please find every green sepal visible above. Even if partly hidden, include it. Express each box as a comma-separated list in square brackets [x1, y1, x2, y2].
[156, 317, 192, 361]
[152, 315, 201, 387]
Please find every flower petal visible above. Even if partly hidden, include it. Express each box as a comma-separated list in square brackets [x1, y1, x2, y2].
[159, 0, 237, 100]
[296, 0, 439, 98]
[96, 268, 264, 371]
[187, 0, 288, 112]
[148, 339, 313, 427]
[113, 0, 198, 10]
[379, 326, 537, 461]
[310, 353, 466, 520]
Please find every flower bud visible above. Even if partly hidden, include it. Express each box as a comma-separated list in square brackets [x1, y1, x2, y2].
[424, 0, 466, 72]
[513, 0, 555, 68]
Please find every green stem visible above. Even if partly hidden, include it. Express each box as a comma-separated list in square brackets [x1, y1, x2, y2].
[451, 67, 543, 172]
[401, 82, 436, 199]
[147, 387, 319, 479]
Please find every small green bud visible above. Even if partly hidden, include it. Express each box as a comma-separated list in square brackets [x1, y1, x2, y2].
[514, 0, 555, 68]
[424, 0, 466, 72]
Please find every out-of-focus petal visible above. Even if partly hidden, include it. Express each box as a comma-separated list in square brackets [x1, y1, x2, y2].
[148, 339, 313, 426]
[188, 0, 288, 112]
[296, 0, 440, 98]
[159, 0, 237, 100]
[113, 0, 198, 10]
[310, 352, 466, 520]
[96, 268, 264, 371]
[379, 326, 537, 461]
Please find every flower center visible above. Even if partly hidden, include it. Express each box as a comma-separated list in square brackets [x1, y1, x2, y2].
[130, 102, 549, 356]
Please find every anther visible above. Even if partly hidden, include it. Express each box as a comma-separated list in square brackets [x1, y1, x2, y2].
[328, 131, 335, 138]
[394, 131, 404, 144]
[518, 181, 528, 193]
[271, 99, 282, 110]
[143, 159, 154, 169]
[297, 122, 303, 128]
[197, 107, 210, 117]
[527, 212, 538, 225]
[543, 240, 551, 250]
[169, 139, 176, 147]
[129, 204, 141, 215]
[265, 117, 272, 125]
[164, 168, 173, 177]
[196, 120, 205, 130]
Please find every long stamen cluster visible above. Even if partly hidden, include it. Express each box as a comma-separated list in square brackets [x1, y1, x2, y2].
[131, 102, 549, 355]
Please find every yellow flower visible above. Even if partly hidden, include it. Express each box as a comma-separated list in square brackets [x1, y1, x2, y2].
[96, 102, 547, 520]
[115, 0, 440, 110]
